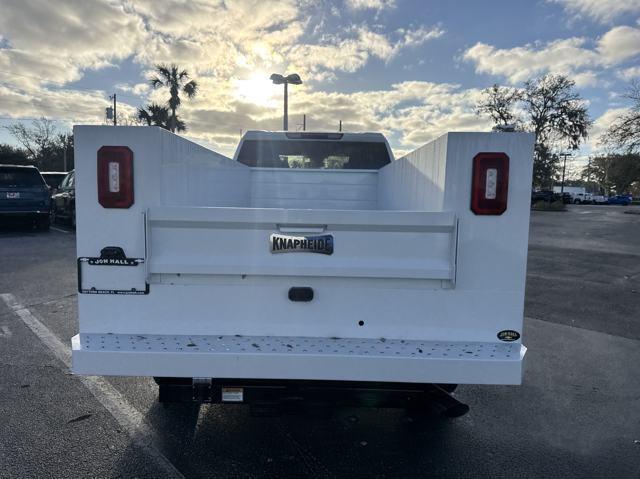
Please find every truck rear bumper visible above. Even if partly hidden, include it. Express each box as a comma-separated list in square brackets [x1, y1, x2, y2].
[71, 333, 526, 385]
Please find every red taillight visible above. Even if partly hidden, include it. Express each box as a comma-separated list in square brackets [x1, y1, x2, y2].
[97, 146, 134, 208]
[471, 152, 509, 215]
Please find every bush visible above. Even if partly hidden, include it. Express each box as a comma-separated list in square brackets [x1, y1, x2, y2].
[531, 200, 566, 211]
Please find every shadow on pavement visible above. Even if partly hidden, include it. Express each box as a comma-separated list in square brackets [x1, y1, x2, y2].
[115, 398, 464, 479]
[0, 218, 49, 235]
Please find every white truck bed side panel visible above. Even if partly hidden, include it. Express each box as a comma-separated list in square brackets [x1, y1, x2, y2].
[378, 134, 448, 211]
[159, 131, 250, 207]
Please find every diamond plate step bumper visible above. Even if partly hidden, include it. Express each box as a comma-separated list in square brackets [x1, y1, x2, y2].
[72, 333, 526, 385]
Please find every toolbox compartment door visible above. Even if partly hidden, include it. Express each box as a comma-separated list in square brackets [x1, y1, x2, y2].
[146, 207, 457, 281]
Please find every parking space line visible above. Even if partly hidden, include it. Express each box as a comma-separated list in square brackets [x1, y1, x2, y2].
[50, 226, 71, 234]
[0, 293, 185, 479]
[0, 325, 12, 337]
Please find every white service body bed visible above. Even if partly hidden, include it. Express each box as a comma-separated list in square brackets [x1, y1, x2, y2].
[72, 126, 534, 385]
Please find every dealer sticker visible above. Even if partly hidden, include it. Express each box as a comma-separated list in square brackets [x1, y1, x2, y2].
[222, 387, 244, 402]
[497, 330, 521, 342]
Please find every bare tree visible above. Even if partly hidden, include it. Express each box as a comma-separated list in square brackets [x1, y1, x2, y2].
[5, 118, 57, 162]
[601, 81, 640, 153]
[3, 118, 73, 170]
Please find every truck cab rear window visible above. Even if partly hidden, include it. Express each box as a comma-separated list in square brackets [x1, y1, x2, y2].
[237, 140, 391, 169]
[0, 168, 45, 187]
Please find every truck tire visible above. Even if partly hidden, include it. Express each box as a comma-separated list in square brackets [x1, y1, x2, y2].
[37, 216, 50, 231]
[436, 384, 458, 393]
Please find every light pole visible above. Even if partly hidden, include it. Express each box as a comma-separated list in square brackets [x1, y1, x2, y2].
[270, 73, 302, 131]
[560, 152, 572, 193]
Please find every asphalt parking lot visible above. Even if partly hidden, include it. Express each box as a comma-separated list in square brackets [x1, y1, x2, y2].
[1, 205, 639, 478]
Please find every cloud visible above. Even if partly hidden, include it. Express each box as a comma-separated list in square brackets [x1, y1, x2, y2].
[345, 0, 396, 11]
[588, 107, 630, 149]
[180, 80, 490, 157]
[398, 25, 445, 47]
[549, 0, 640, 23]
[116, 83, 151, 96]
[0, 0, 146, 86]
[0, 0, 457, 158]
[0, 83, 137, 125]
[287, 24, 443, 79]
[617, 66, 640, 81]
[463, 24, 640, 84]
[597, 25, 640, 64]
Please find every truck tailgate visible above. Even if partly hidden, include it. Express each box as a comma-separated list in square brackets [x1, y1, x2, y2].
[147, 207, 457, 281]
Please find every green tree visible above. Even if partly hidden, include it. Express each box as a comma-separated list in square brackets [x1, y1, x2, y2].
[475, 84, 520, 127]
[582, 154, 640, 195]
[149, 64, 198, 133]
[137, 103, 186, 132]
[476, 74, 592, 188]
[0, 144, 29, 165]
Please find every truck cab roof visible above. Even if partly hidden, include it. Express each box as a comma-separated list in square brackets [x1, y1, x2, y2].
[239, 130, 390, 143]
[234, 130, 394, 169]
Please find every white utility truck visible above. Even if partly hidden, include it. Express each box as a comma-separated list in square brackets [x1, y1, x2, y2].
[72, 127, 534, 416]
[553, 186, 592, 204]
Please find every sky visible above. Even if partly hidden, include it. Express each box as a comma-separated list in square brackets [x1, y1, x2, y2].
[1, 0, 639, 174]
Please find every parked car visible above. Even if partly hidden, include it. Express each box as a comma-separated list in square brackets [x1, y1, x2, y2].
[560, 192, 573, 204]
[591, 195, 608, 204]
[51, 170, 76, 226]
[41, 171, 68, 191]
[0, 164, 51, 229]
[531, 190, 560, 204]
[572, 192, 592, 204]
[607, 195, 632, 205]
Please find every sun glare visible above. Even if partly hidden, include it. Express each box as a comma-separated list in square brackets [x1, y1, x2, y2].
[234, 74, 278, 107]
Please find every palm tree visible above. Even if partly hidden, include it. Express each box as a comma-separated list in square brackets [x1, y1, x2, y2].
[149, 64, 198, 133]
[137, 104, 187, 132]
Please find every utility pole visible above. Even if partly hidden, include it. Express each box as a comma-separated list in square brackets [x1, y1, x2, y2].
[303, 114, 306, 131]
[283, 83, 288, 131]
[339, 120, 342, 132]
[560, 152, 571, 194]
[109, 94, 117, 126]
[63, 142, 67, 172]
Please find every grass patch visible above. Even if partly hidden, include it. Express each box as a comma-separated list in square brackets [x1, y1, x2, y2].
[531, 200, 567, 211]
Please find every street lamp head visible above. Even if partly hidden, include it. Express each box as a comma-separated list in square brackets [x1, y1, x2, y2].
[270, 73, 302, 85]
[285, 73, 302, 85]
[270, 73, 285, 84]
